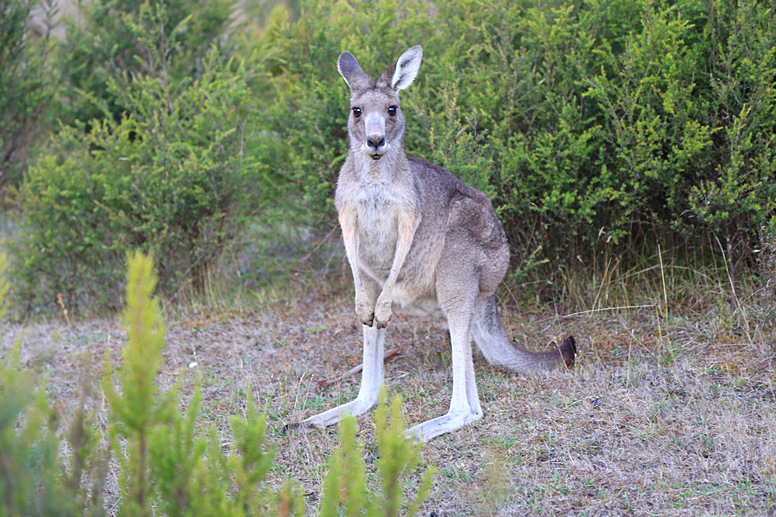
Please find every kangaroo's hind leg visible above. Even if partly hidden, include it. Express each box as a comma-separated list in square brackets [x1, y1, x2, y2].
[406, 273, 483, 442]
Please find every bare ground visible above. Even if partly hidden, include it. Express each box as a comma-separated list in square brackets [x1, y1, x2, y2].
[3, 287, 776, 515]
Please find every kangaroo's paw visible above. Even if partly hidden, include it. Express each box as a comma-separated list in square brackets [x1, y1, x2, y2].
[374, 296, 392, 329]
[355, 303, 375, 327]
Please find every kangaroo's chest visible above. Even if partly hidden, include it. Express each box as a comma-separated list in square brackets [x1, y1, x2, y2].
[354, 189, 402, 273]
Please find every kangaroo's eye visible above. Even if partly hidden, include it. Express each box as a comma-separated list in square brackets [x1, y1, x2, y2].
[352, 107, 362, 118]
[387, 106, 398, 117]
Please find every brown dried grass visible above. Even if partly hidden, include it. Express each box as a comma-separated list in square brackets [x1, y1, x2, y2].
[2, 265, 775, 515]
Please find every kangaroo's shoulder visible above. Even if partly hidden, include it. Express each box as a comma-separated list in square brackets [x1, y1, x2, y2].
[407, 156, 492, 208]
[408, 156, 505, 249]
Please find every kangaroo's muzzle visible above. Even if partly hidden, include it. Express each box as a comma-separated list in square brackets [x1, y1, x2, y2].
[364, 112, 387, 159]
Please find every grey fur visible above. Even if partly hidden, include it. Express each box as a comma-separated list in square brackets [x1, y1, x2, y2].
[293, 45, 576, 442]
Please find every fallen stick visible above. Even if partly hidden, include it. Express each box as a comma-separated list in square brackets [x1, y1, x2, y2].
[317, 347, 401, 388]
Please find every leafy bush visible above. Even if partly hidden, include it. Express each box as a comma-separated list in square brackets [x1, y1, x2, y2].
[55, 0, 236, 128]
[0, 251, 435, 515]
[259, 0, 776, 285]
[10, 0, 776, 310]
[102, 251, 297, 515]
[320, 391, 436, 516]
[0, 0, 58, 190]
[11, 2, 276, 309]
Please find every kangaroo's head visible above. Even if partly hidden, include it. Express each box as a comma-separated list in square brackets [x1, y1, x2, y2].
[337, 46, 422, 162]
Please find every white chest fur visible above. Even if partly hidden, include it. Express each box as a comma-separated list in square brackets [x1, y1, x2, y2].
[352, 184, 405, 277]
[356, 184, 402, 231]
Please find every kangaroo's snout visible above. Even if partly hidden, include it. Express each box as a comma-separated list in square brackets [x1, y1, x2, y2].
[366, 136, 386, 160]
[364, 111, 387, 159]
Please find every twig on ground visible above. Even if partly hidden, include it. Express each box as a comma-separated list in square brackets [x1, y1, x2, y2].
[317, 347, 401, 388]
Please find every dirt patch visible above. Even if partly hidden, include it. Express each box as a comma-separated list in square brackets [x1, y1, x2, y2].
[3, 291, 775, 515]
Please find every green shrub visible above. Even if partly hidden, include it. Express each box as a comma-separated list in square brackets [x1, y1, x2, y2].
[11, 7, 275, 309]
[320, 391, 436, 517]
[0, 0, 58, 189]
[685, 0, 776, 279]
[0, 347, 79, 516]
[258, 0, 776, 285]
[55, 0, 236, 128]
[102, 251, 298, 515]
[0, 251, 93, 516]
[11, 0, 776, 310]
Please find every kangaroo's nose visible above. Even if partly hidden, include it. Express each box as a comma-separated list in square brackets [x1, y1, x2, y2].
[367, 137, 385, 149]
[364, 112, 386, 152]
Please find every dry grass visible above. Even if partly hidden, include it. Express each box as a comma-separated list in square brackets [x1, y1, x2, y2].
[2, 268, 776, 515]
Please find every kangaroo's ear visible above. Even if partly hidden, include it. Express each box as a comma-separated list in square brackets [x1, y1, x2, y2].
[338, 52, 373, 92]
[384, 45, 422, 91]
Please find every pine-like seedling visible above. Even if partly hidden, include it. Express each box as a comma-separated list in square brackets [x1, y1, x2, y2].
[0, 252, 77, 516]
[320, 389, 436, 516]
[225, 386, 307, 515]
[373, 391, 436, 516]
[0, 346, 75, 516]
[102, 250, 175, 515]
[147, 385, 208, 516]
[319, 413, 367, 517]
[102, 251, 303, 516]
[3, 251, 435, 516]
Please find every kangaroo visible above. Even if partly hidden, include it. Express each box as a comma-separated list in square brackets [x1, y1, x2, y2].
[292, 45, 576, 442]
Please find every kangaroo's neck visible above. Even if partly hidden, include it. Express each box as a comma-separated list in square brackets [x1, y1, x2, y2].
[349, 142, 410, 184]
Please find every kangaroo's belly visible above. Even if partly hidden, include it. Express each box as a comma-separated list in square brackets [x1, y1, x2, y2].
[356, 216, 438, 292]
[353, 185, 407, 279]
[391, 284, 444, 319]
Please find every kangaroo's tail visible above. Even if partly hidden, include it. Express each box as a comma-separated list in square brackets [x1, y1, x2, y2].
[472, 295, 576, 373]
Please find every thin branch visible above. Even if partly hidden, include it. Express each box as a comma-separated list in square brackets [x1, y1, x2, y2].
[317, 347, 401, 388]
[561, 304, 658, 319]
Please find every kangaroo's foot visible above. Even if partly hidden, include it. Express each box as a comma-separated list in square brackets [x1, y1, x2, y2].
[280, 395, 377, 437]
[405, 407, 484, 443]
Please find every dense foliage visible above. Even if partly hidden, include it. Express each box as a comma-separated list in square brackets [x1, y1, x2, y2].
[10, 2, 278, 309]
[0, 0, 57, 189]
[56, 0, 235, 127]
[263, 0, 776, 280]
[3, 0, 775, 308]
